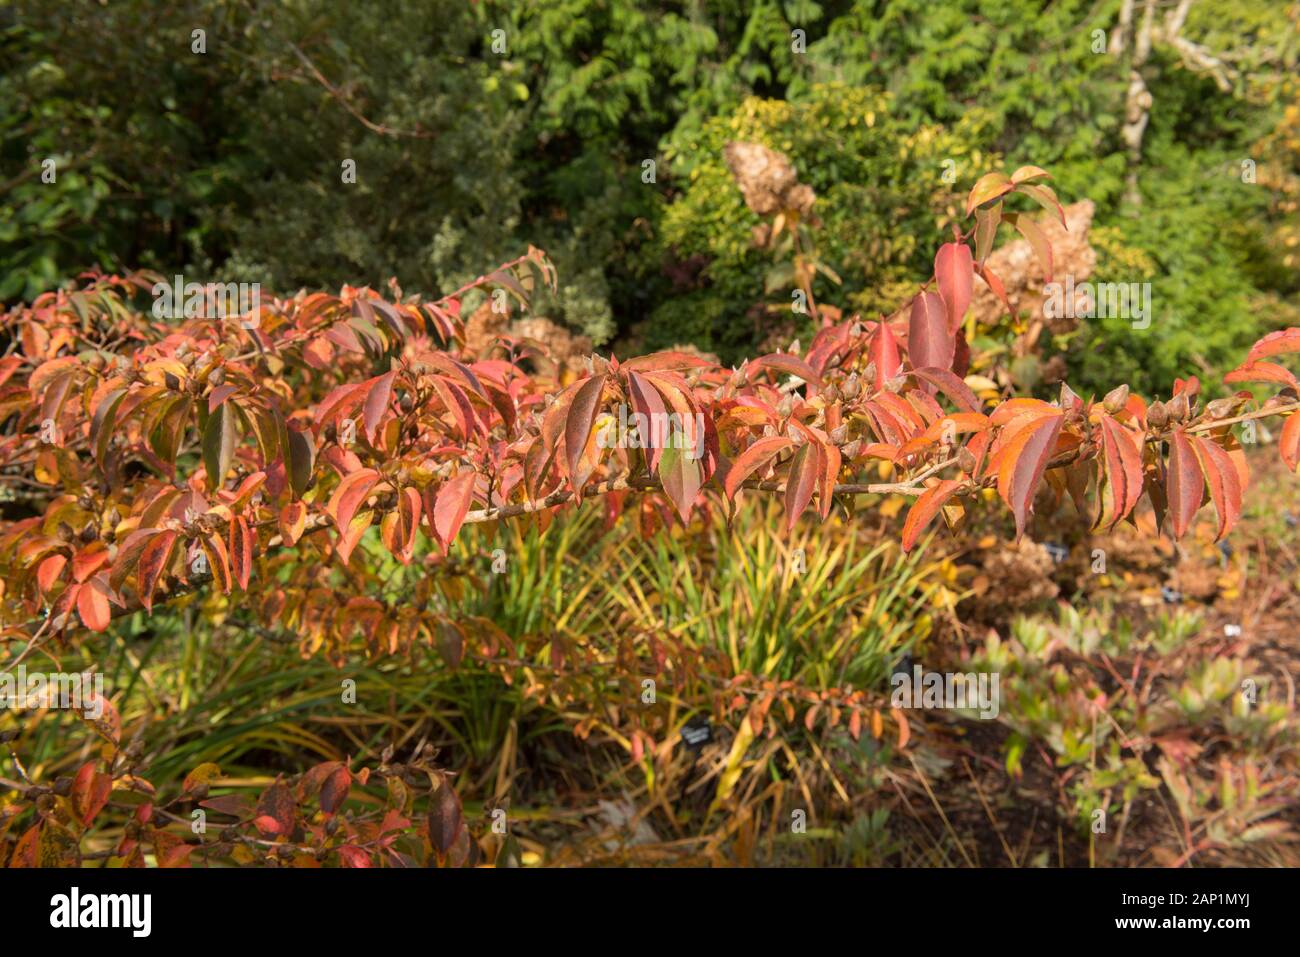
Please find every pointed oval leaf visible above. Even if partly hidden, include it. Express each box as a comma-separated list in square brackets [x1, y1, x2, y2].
[1166, 429, 1204, 540]
[783, 442, 818, 533]
[902, 479, 964, 552]
[564, 374, 607, 495]
[934, 243, 974, 334]
[724, 436, 793, 500]
[996, 412, 1063, 538]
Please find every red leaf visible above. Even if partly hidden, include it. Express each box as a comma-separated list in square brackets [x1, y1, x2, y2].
[870, 321, 902, 393]
[902, 479, 963, 552]
[724, 436, 793, 500]
[71, 762, 112, 826]
[996, 412, 1063, 538]
[229, 515, 253, 590]
[337, 845, 372, 868]
[564, 374, 606, 495]
[622, 351, 712, 372]
[320, 766, 351, 816]
[1189, 434, 1242, 541]
[908, 292, 954, 374]
[750, 353, 822, 386]
[1096, 414, 1144, 530]
[137, 530, 179, 614]
[783, 442, 818, 533]
[1166, 429, 1204, 539]
[627, 370, 668, 471]
[974, 262, 1012, 317]
[254, 781, 295, 837]
[431, 471, 476, 552]
[363, 370, 396, 443]
[910, 367, 981, 413]
[934, 243, 974, 334]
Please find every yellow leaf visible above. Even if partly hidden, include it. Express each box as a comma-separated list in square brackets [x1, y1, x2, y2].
[709, 718, 755, 814]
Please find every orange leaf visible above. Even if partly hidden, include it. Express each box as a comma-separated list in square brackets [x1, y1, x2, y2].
[1281, 413, 1300, 474]
[279, 502, 307, 547]
[996, 412, 1063, 538]
[902, 479, 963, 552]
[1189, 434, 1242, 541]
[966, 172, 1014, 216]
[77, 577, 112, 633]
[327, 467, 380, 532]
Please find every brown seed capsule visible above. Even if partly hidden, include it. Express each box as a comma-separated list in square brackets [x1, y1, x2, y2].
[53, 777, 73, 796]
[1168, 393, 1190, 422]
[208, 367, 226, 388]
[1102, 384, 1129, 414]
[1204, 397, 1238, 420]
[958, 446, 978, 474]
[1147, 400, 1169, 429]
[777, 395, 795, 418]
[822, 383, 839, 404]
[829, 425, 849, 445]
[164, 372, 181, 391]
[840, 439, 862, 460]
[842, 373, 861, 400]
[80, 521, 97, 543]
[399, 394, 414, 414]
